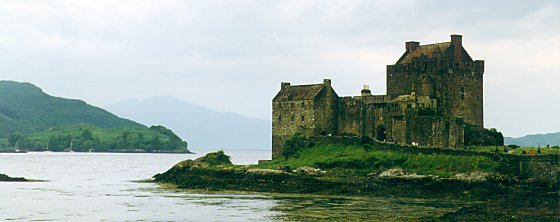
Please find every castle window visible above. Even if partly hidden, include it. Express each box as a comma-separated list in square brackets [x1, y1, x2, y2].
[301, 101, 305, 107]
[301, 115, 305, 122]
[460, 87, 465, 100]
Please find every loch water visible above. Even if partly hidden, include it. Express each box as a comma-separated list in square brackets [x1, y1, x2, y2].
[0, 151, 468, 221]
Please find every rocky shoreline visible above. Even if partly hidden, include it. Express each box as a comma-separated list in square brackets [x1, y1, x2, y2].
[153, 150, 560, 221]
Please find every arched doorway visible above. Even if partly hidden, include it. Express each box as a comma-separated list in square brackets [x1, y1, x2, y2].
[376, 126, 386, 142]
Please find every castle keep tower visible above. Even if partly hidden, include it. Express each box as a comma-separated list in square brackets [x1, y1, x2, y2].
[271, 35, 484, 159]
[387, 34, 484, 127]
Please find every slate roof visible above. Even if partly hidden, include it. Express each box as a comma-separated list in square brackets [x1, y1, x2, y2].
[396, 42, 473, 64]
[273, 84, 325, 101]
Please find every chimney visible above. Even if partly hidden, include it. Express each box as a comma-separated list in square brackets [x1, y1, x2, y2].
[323, 79, 331, 87]
[281, 82, 290, 90]
[405, 41, 420, 51]
[361, 85, 371, 96]
[451, 34, 462, 46]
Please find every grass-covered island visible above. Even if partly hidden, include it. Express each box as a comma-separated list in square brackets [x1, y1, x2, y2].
[154, 136, 560, 221]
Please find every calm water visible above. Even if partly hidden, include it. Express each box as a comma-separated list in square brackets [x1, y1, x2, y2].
[0, 150, 466, 221]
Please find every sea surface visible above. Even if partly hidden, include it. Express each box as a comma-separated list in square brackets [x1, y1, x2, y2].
[0, 150, 467, 221]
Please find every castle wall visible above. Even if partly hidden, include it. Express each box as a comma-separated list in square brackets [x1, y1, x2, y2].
[407, 116, 464, 149]
[337, 97, 365, 136]
[313, 87, 339, 136]
[391, 115, 406, 144]
[387, 59, 484, 128]
[272, 99, 317, 158]
[337, 95, 391, 139]
[271, 81, 338, 159]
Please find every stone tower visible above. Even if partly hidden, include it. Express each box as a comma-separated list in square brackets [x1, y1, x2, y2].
[386, 34, 484, 127]
[271, 79, 338, 159]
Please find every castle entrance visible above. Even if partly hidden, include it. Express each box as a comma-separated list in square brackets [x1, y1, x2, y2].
[376, 126, 386, 142]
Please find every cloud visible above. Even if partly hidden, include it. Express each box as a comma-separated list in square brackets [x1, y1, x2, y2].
[0, 0, 557, 137]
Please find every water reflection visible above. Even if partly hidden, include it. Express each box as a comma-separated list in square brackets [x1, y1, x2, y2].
[269, 194, 467, 221]
[148, 185, 470, 222]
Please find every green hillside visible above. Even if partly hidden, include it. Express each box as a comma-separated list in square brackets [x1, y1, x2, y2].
[0, 81, 144, 136]
[0, 81, 189, 152]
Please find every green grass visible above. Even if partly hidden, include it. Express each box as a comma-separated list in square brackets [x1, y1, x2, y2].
[259, 144, 500, 177]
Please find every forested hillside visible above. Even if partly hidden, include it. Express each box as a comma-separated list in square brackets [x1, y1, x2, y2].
[0, 81, 144, 137]
[0, 81, 189, 152]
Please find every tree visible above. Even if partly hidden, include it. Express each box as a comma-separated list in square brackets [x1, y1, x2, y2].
[282, 133, 311, 159]
[150, 135, 163, 150]
[80, 129, 94, 141]
[464, 124, 504, 146]
[8, 132, 24, 147]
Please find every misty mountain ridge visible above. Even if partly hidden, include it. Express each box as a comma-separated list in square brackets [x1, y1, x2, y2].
[504, 132, 560, 147]
[106, 96, 271, 150]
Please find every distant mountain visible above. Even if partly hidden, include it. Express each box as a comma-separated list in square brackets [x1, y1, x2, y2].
[106, 96, 271, 150]
[0, 81, 144, 136]
[504, 132, 560, 147]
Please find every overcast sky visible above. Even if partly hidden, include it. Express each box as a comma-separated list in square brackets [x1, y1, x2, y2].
[0, 1, 558, 137]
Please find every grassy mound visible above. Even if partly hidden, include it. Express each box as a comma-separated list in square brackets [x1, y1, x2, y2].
[262, 141, 501, 178]
[195, 150, 233, 166]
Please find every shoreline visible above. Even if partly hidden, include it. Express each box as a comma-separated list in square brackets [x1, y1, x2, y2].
[152, 138, 560, 220]
[153, 165, 559, 221]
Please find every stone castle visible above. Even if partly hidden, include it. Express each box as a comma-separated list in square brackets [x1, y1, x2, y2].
[272, 34, 485, 159]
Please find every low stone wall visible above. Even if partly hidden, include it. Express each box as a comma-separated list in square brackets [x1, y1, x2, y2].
[504, 155, 560, 184]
